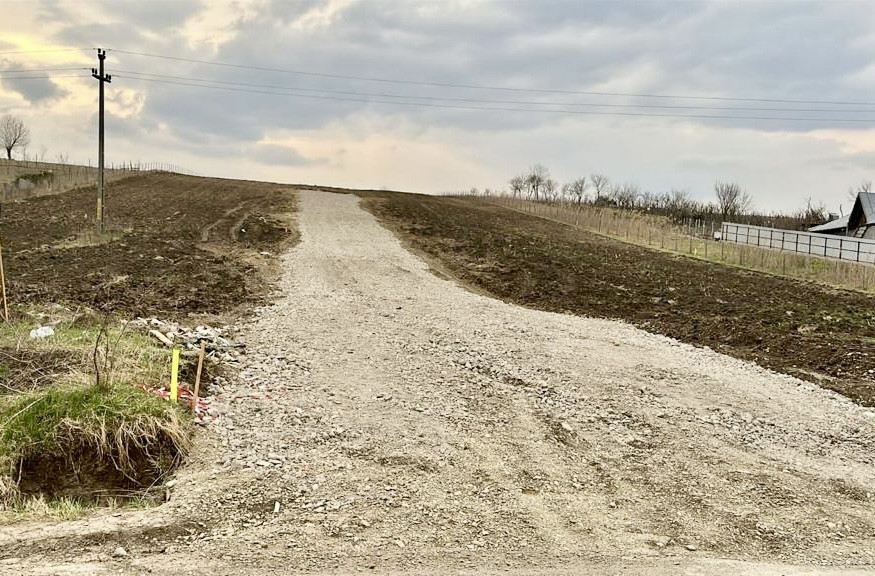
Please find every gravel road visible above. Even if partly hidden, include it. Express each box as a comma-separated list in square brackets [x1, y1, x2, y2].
[3, 190, 874, 575]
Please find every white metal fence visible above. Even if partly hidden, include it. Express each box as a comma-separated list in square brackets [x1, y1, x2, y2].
[721, 222, 875, 264]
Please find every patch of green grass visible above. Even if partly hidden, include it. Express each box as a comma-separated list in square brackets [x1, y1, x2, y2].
[0, 382, 186, 458]
[0, 317, 170, 392]
[12, 495, 88, 521]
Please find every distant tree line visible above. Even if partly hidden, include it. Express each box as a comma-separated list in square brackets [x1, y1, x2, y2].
[467, 164, 840, 231]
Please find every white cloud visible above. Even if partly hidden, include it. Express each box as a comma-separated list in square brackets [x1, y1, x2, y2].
[179, 0, 267, 52]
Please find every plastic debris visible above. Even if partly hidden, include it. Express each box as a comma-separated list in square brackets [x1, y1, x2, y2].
[28, 325, 55, 339]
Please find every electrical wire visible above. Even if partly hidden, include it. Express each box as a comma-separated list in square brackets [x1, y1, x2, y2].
[114, 73, 875, 123]
[115, 69, 875, 114]
[109, 47, 875, 107]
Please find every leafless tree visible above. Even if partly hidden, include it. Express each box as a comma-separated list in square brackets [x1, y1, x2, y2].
[638, 191, 657, 211]
[612, 182, 640, 209]
[715, 181, 752, 220]
[524, 164, 551, 201]
[662, 189, 693, 217]
[1, 114, 30, 160]
[799, 197, 827, 228]
[542, 177, 559, 202]
[590, 173, 610, 202]
[509, 175, 525, 198]
[563, 177, 588, 205]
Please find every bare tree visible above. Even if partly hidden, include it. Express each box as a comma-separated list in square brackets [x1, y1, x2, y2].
[639, 191, 657, 211]
[662, 189, 693, 218]
[590, 173, 610, 202]
[525, 164, 551, 201]
[563, 177, 588, 205]
[715, 181, 752, 220]
[612, 182, 640, 209]
[1, 114, 30, 160]
[542, 177, 559, 202]
[799, 197, 827, 228]
[509, 175, 525, 198]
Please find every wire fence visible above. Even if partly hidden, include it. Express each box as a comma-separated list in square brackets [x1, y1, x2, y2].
[0, 159, 200, 202]
[722, 222, 875, 264]
[477, 195, 875, 292]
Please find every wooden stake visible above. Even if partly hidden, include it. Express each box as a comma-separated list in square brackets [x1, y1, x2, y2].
[0, 235, 8, 323]
[192, 341, 206, 416]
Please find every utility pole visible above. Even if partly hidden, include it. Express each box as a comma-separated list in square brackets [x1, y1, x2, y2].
[91, 48, 111, 233]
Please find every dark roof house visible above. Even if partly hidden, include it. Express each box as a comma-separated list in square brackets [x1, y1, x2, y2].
[809, 191, 875, 239]
[847, 191, 875, 239]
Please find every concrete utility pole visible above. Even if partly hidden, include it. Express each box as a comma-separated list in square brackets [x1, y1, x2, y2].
[91, 48, 111, 233]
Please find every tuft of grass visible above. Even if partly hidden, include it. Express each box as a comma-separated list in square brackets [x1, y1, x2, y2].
[0, 316, 170, 394]
[14, 494, 88, 521]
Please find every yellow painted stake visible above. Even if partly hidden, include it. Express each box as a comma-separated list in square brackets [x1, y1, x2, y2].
[170, 347, 180, 404]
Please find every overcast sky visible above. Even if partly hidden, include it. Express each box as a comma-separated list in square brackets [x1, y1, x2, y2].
[1, 0, 874, 213]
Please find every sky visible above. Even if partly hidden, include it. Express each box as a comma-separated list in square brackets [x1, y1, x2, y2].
[1, 0, 874, 214]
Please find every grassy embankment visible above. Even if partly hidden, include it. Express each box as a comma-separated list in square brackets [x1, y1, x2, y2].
[0, 315, 190, 513]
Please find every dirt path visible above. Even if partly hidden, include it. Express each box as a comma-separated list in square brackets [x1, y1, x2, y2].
[2, 191, 874, 575]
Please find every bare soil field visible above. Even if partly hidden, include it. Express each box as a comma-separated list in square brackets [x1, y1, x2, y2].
[2, 190, 872, 576]
[0, 173, 298, 514]
[360, 193, 875, 406]
[1, 172, 297, 318]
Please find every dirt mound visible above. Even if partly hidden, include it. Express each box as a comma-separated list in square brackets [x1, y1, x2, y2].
[235, 214, 291, 247]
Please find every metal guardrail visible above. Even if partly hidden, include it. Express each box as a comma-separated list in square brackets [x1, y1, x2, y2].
[721, 222, 875, 264]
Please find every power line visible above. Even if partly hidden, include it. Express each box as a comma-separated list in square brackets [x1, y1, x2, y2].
[116, 69, 875, 114]
[109, 47, 875, 107]
[114, 74, 875, 124]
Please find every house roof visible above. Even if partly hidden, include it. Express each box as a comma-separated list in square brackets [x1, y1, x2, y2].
[847, 191, 874, 230]
[809, 214, 850, 233]
[859, 191, 875, 222]
[812, 191, 875, 233]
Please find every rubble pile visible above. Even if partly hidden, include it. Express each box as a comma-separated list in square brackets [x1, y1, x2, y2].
[129, 318, 248, 426]
[129, 317, 245, 366]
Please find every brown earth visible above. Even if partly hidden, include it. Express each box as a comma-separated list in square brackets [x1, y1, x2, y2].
[359, 193, 875, 406]
[0, 172, 297, 320]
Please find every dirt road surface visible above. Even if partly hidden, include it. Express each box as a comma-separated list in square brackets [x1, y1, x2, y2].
[2, 191, 874, 575]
